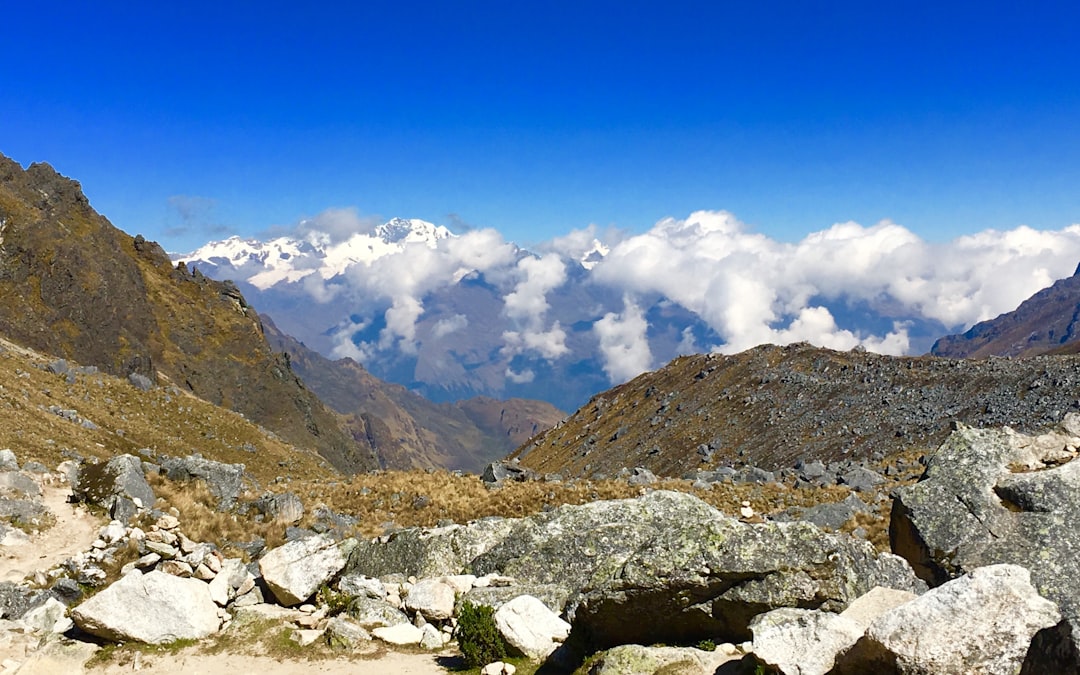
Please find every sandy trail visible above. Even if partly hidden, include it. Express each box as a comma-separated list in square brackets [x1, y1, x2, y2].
[94, 650, 455, 674]
[0, 482, 102, 584]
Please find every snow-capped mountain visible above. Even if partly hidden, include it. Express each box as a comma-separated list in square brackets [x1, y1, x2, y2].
[176, 217, 451, 290]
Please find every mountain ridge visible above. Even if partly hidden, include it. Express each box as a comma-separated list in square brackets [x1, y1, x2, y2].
[0, 153, 377, 473]
[511, 342, 1080, 479]
[931, 263, 1080, 358]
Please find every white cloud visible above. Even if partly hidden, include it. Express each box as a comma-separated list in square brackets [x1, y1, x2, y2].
[593, 296, 653, 383]
[340, 228, 519, 354]
[499, 253, 570, 361]
[505, 367, 536, 384]
[593, 212, 1080, 357]
[502, 322, 570, 361]
[294, 207, 379, 244]
[432, 314, 468, 338]
[504, 254, 567, 323]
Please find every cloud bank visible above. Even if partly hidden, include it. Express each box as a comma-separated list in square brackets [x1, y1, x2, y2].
[201, 208, 1080, 389]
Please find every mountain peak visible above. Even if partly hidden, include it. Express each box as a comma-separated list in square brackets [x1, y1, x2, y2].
[375, 217, 452, 244]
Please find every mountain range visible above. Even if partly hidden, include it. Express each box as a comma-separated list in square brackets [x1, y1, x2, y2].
[177, 219, 716, 412]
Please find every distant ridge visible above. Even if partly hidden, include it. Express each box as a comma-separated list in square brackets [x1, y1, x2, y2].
[931, 263, 1080, 358]
[262, 315, 564, 472]
[512, 342, 1080, 479]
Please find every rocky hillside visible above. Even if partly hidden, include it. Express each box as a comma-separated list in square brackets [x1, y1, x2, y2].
[0, 154, 375, 473]
[263, 317, 564, 472]
[931, 263, 1080, 357]
[511, 341, 1080, 478]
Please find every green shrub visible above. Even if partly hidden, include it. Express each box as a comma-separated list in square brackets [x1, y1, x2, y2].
[317, 584, 349, 616]
[456, 601, 507, 667]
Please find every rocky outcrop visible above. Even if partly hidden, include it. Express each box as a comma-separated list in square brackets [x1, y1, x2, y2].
[890, 421, 1080, 612]
[349, 490, 923, 654]
[345, 518, 517, 579]
[71, 570, 221, 644]
[471, 491, 923, 649]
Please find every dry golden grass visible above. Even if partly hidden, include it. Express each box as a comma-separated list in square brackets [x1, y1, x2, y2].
[294, 470, 858, 538]
[0, 336, 334, 485]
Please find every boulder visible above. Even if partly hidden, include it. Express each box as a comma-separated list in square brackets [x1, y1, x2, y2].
[259, 535, 357, 606]
[71, 570, 220, 643]
[0, 450, 18, 472]
[404, 579, 456, 621]
[750, 608, 864, 675]
[159, 455, 248, 510]
[834, 564, 1060, 674]
[470, 491, 924, 649]
[338, 574, 387, 600]
[481, 460, 536, 486]
[837, 586, 918, 628]
[420, 623, 444, 649]
[324, 615, 371, 649]
[250, 492, 305, 523]
[492, 595, 570, 660]
[208, 558, 255, 606]
[73, 455, 154, 522]
[891, 423, 1080, 664]
[461, 583, 572, 616]
[585, 644, 736, 675]
[19, 597, 72, 635]
[347, 596, 411, 629]
[0, 471, 41, 498]
[372, 623, 423, 645]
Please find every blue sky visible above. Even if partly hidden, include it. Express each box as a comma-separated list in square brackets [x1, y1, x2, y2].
[3, 2, 1078, 252]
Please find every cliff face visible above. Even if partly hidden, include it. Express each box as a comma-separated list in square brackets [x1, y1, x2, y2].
[0, 154, 376, 473]
[511, 342, 1080, 478]
[262, 316, 564, 472]
[931, 264, 1080, 358]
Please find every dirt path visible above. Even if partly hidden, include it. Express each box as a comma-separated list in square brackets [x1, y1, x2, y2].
[93, 648, 456, 674]
[0, 482, 102, 584]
